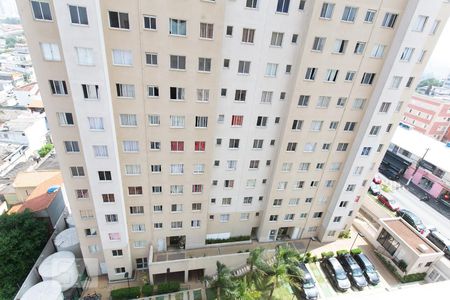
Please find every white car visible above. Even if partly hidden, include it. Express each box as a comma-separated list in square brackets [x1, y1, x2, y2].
[369, 182, 381, 195]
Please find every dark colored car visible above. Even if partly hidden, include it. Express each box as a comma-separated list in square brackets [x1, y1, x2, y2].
[396, 209, 426, 234]
[337, 254, 368, 290]
[321, 257, 351, 292]
[297, 263, 319, 300]
[377, 192, 400, 211]
[352, 253, 380, 285]
[379, 168, 400, 181]
[427, 229, 450, 259]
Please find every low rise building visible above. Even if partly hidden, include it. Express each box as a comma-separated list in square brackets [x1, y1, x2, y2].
[0, 111, 47, 150]
[13, 82, 40, 107]
[11, 170, 61, 204]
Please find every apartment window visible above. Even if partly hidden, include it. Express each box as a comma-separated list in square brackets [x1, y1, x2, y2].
[196, 89, 210, 102]
[116, 84, 135, 98]
[64, 141, 80, 153]
[344, 122, 356, 131]
[329, 121, 339, 130]
[153, 205, 163, 212]
[313, 212, 323, 218]
[280, 92, 286, 100]
[270, 32, 284, 47]
[353, 98, 366, 110]
[346, 184, 356, 192]
[85, 228, 97, 237]
[386, 123, 393, 133]
[292, 34, 298, 43]
[195, 116, 208, 128]
[229, 139, 240, 149]
[238, 61, 251, 74]
[320, 3, 335, 19]
[146, 115, 160, 126]
[364, 9, 376, 23]
[88, 117, 104, 131]
[304, 143, 317, 152]
[171, 221, 183, 229]
[220, 214, 230, 223]
[69, 5, 88, 25]
[170, 55, 186, 70]
[123, 140, 139, 152]
[361, 147, 371, 156]
[260, 91, 273, 104]
[430, 20, 440, 35]
[222, 197, 232, 206]
[198, 57, 212, 72]
[246, 0, 258, 8]
[322, 143, 331, 151]
[168, 116, 184, 128]
[379, 102, 391, 113]
[171, 204, 183, 212]
[294, 180, 305, 189]
[240, 213, 250, 221]
[224, 180, 235, 188]
[40, 43, 60, 61]
[49, 80, 67, 95]
[284, 214, 295, 221]
[82, 84, 99, 99]
[102, 193, 115, 203]
[57, 112, 74, 126]
[169, 18, 186, 36]
[74, 47, 94, 66]
[251, 139, 263, 150]
[130, 206, 144, 215]
[400, 47, 415, 62]
[377, 144, 384, 152]
[88, 245, 99, 254]
[277, 182, 287, 190]
[242, 28, 255, 43]
[145, 53, 158, 65]
[381, 12, 398, 28]
[191, 203, 202, 212]
[269, 215, 278, 222]
[76, 189, 89, 199]
[292, 119, 303, 130]
[170, 141, 184, 152]
[354, 42, 366, 54]
[361, 73, 375, 85]
[170, 87, 185, 100]
[109, 11, 129, 29]
[200, 22, 214, 39]
[30, 0, 52, 21]
[170, 164, 184, 175]
[369, 126, 381, 136]
[406, 77, 414, 88]
[265, 63, 278, 77]
[335, 97, 346, 108]
[125, 164, 141, 176]
[337, 143, 348, 151]
[333, 39, 348, 54]
[281, 163, 292, 172]
[333, 216, 342, 223]
[98, 171, 112, 181]
[256, 116, 268, 127]
[119, 114, 137, 127]
[170, 185, 183, 195]
[70, 166, 84, 177]
[298, 95, 310, 106]
[143, 15, 156, 30]
[316, 163, 325, 170]
[342, 6, 358, 22]
[222, 59, 230, 69]
[105, 214, 118, 223]
[417, 50, 427, 63]
[298, 162, 310, 171]
[413, 15, 428, 32]
[234, 90, 247, 102]
[370, 45, 385, 59]
[391, 76, 402, 89]
[324, 69, 338, 83]
[226, 26, 233, 36]
[191, 220, 201, 228]
[192, 184, 203, 193]
[276, 0, 290, 13]
[249, 160, 260, 169]
[305, 68, 317, 80]
[299, 0, 306, 10]
[194, 141, 206, 152]
[310, 120, 323, 131]
[330, 162, 341, 171]
[286, 142, 297, 152]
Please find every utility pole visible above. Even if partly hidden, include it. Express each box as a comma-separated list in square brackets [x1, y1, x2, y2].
[406, 147, 430, 185]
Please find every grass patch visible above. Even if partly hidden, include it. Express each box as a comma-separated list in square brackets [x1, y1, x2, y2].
[272, 284, 294, 300]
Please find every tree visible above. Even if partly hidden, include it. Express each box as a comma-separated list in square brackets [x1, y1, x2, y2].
[417, 78, 443, 88]
[231, 276, 261, 300]
[204, 261, 236, 300]
[0, 210, 48, 300]
[246, 247, 266, 286]
[5, 36, 16, 48]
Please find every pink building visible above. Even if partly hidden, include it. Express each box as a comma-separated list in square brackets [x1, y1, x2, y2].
[402, 93, 450, 143]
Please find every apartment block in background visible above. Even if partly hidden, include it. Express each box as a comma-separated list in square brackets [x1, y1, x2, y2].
[17, 0, 450, 281]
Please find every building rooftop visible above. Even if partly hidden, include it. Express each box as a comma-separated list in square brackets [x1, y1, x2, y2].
[391, 127, 450, 173]
[14, 82, 38, 93]
[13, 170, 60, 188]
[383, 219, 437, 255]
[0, 112, 44, 132]
[9, 173, 62, 214]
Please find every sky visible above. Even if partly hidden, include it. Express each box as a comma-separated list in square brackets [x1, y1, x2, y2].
[423, 20, 450, 79]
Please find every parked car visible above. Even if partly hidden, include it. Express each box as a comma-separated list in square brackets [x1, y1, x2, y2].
[352, 253, 380, 285]
[427, 229, 450, 259]
[321, 257, 351, 292]
[369, 182, 381, 195]
[379, 168, 400, 181]
[396, 209, 426, 234]
[298, 263, 319, 300]
[377, 192, 400, 211]
[337, 254, 368, 290]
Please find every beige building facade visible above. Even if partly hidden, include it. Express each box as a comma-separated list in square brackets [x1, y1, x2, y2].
[17, 0, 450, 281]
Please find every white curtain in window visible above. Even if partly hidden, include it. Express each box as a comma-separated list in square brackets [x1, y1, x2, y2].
[76, 47, 94, 65]
[112, 49, 132, 65]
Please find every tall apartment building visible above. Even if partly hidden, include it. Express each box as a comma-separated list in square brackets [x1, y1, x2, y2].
[17, 0, 450, 281]
[402, 93, 450, 142]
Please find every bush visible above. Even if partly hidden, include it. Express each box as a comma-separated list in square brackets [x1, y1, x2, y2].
[111, 287, 141, 300]
[375, 253, 424, 283]
[336, 250, 349, 256]
[321, 251, 334, 259]
[350, 248, 362, 255]
[397, 259, 408, 272]
[338, 229, 351, 239]
[402, 273, 426, 283]
[142, 284, 154, 296]
[156, 281, 181, 295]
[205, 235, 250, 244]
[38, 143, 54, 157]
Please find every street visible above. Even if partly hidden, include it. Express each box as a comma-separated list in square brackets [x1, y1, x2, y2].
[378, 174, 450, 239]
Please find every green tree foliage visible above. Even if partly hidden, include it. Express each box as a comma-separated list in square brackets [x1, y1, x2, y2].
[5, 36, 17, 48]
[204, 261, 236, 300]
[0, 210, 48, 300]
[1, 18, 20, 24]
[38, 143, 54, 157]
[417, 78, 443, 88]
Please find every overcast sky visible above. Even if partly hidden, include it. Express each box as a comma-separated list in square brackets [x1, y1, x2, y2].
[424, 20, 450, 79]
